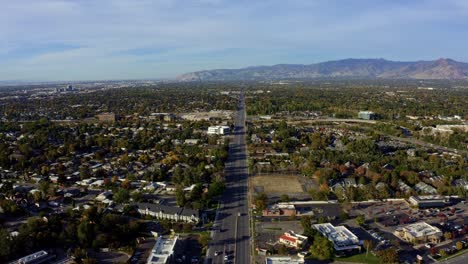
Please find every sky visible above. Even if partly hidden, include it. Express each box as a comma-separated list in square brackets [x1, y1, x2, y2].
[1, 0, 468, 81]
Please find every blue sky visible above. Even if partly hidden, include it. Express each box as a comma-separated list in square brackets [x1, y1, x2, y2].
[1, 0, 468, 81]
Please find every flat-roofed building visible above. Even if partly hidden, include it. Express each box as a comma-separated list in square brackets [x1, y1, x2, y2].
[394, 222, 442, 244]
[358, 111, 376, 120]
[408, 195, 447, 208]
[207, 126, 230, 135]
[263, 203, 296, 217]
[13, 250, 54, 264]
[313, 223, 361, 251]
[147, 236, 178, 264]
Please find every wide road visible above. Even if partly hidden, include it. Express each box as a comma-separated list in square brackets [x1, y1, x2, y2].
[205, 93, 250, 264]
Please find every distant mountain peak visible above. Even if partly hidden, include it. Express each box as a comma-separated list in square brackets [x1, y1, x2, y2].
[177, 58, 468, 81]
[435, 58, 455, 65]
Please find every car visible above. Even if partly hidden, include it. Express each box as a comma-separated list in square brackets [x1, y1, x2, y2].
[215, 251, 222, 256]
[425, 243, 432, 249]
[224, 255, 229, 261]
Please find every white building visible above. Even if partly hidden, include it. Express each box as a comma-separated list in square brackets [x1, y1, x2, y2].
[134, 203, 200, 223]
[394, 222, 442, 244]
[265, 256, 302, 264]
[278, 230, 308, 249]
[207, 126, 230, 135]
[358, 111, 376, 120]
[13, 250, 54, 264]
[313, 223, 361, 251]
[147, 236, 178, 264]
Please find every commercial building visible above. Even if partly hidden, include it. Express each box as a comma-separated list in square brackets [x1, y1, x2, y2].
[96, 112, 116, 122]
[394, 222, 442, 244]
[358, 111, 376, 120]
[147, 236, 178, 264]
[408, 195, 447, 208]
[313, 223, 361, 251]
[207, 126, 230, 135]
[278, 231, 308, 249]
[263, 203, 296, 217]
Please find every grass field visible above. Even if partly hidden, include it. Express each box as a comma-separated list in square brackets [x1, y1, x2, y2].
[336, 253, 380, 264]
[251, 174, 304, 193]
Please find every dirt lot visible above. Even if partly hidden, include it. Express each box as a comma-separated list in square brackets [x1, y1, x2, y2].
[251, 174, 304, 194]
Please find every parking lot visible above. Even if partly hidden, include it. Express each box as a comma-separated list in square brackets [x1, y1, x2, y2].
[350, 199, 468, 263]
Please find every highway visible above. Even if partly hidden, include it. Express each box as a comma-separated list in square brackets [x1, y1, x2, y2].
[205, 93, 250, 264]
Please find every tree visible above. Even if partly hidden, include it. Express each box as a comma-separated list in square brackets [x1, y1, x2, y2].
[0, 228, 13, 262]
[301, 215, 316, 239]
[198, 232, 211, 248]
[456, 241, 463, 250]
[113, 189, 129, 204]
[356, 214, 366, 226]
[439, 248, 447, 257]
[309, 234, 334, 260]
[363, 240, 374, 256]
[254, 192, 268, 211]
[377, 248, 399, 264]
[130, 191, 142, 202]
[278, 244, 287, 255]
[175, 187, 186, 207]
[444, 231, 453, 241]
[77, 221, 97, 247]
[339, 211, 349, 221]
[207, 181, 225, 197]
[280, 194, 290, 203]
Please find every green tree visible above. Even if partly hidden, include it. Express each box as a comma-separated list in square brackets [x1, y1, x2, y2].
[356, 214, 366, 226]
[198, 232, 211, 248]
[254, 192, 268, 211]
[300, 216, 316, 239]
[0, 228, 13, 262]
[444, 231, 453, 241]
[280, 194, 290, 203]
[309, 234, 334, 260]
[77, 221, 97, 247]
[113, 189, 130, 204]
[175, 187, 186, 207]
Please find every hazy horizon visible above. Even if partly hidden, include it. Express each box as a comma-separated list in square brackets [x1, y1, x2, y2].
[2, 0, 468, 81]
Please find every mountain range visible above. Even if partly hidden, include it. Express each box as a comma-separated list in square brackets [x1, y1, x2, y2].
[177, 58, 468, 81]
